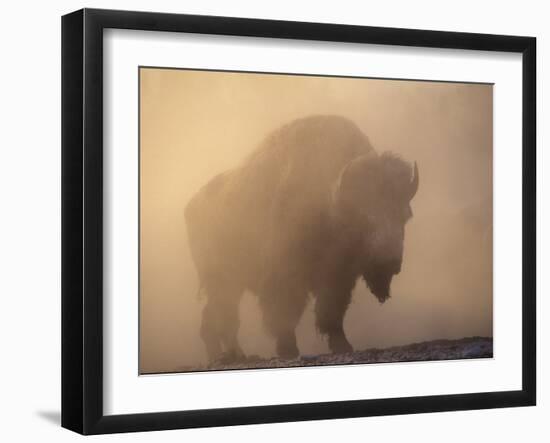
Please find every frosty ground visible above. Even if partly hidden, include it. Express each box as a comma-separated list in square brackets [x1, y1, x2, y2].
[182, 336, 493, 372]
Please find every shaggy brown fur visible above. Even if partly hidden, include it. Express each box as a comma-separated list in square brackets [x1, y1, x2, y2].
[185, 115, 418, 361]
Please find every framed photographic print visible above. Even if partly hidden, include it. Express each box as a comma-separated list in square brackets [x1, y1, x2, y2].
[61, 8, 536, 435]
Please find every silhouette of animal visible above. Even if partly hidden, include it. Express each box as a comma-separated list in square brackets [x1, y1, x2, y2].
[185, 115, 419, 361]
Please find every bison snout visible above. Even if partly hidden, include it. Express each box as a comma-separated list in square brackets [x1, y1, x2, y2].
[382, 258, 402, 275]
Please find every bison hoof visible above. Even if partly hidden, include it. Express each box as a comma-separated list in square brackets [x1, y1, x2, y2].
[214, 349, 246, 365]
[276, 340, 299, 359]
[329, 335, 353, 354]
[278, 347, 299, 359]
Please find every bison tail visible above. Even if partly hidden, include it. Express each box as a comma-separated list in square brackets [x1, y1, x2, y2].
[195, 282, 204, 299]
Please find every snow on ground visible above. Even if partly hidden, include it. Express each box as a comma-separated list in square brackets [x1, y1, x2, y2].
[179, 336, 493, 372]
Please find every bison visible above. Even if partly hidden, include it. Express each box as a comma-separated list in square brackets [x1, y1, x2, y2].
[185, 115, 419, 362]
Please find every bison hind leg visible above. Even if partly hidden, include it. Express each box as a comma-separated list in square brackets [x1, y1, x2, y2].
[259, 282, 308, 359]
[200, 283, 245, 364]
[200, 299, 223, 362]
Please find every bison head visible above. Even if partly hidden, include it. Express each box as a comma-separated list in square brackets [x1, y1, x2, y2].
[333, 152, 419, 303]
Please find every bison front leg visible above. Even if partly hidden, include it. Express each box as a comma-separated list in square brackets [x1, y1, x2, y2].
[259, 286, 308, 359]
[314, 287, 353, 354]
[201, 285, 244, 363]
[200, 298, 223, 362]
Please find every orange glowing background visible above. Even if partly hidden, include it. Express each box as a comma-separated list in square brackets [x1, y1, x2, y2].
[139, 67, 492, 374]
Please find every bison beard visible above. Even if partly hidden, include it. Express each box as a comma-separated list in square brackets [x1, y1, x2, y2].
[363, 268, 393, 304]
[185, 115, 418, 362]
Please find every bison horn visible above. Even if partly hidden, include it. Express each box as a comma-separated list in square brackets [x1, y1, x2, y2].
[409, 161, 419, 200]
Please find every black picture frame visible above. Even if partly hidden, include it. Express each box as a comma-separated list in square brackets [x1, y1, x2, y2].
[62, 8, 536, 435]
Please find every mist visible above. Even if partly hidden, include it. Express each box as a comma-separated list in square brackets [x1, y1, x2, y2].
[139, 68, 492, 374]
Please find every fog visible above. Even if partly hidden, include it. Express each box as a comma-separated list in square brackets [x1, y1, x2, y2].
[139, 68, 492, 374]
